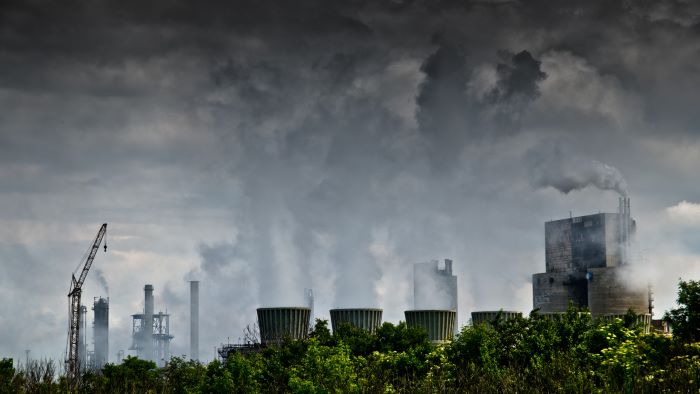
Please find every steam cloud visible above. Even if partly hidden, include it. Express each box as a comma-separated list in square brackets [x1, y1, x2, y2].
[93, 268, 109, 295]
[4, 0, 700, 364]
[526, 142, 628, 196]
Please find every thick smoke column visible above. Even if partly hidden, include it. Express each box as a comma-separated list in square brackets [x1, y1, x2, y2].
[526, 142, 628, 196]
[93, 268, 109, 295]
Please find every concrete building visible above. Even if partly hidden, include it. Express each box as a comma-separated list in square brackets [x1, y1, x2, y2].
[414, 259, 458, 329]
[533, 198, 651, 318]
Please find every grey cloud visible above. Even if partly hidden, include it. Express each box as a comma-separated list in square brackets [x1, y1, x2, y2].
[1, 0, 700, 364]
[489, 50, 546, 104]
[526, 142, 629, 196]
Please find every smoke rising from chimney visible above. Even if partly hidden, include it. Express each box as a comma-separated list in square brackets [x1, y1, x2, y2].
[526, 142, 628, 196]
[93, 268, 109, 295]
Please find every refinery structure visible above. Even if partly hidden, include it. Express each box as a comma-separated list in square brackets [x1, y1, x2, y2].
[62, 197, 666, 369]
[129, 284, 174, 367]
[532, 197, 651, 321]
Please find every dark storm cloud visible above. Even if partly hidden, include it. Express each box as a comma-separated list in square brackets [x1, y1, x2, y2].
[1, 0, 700, 363]
[489, 50, 546, 107]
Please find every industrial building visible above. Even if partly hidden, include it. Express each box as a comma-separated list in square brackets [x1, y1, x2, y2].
[330, 308, 383, 333]
[130, 284, 174, 366]
[414, 259, 458, 329]
[404, 310, 456, 344]
[257, 307, 310, 345]
[92, 297, 109, 369]
[471, 311, 522, 326]
[532, 197, 651, 320]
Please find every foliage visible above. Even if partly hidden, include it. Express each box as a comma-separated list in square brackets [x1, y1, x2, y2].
[6, 280, 700, 393]
[664, 279, 700, 342]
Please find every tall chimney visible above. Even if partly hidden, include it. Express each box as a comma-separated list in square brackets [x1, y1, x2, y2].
[144, 284, 154, 361]
[190, 281, 199, 361]
[93, 297, 109, 369]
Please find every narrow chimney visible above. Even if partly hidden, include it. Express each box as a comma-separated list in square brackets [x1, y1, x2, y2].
[190, 281, 199, 361]
[144, 284, 154, 361]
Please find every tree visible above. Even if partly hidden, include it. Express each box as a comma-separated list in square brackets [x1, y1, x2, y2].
[664, 279, 700, 342]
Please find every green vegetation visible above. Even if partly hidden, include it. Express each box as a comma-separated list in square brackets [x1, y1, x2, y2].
[4, 280, 700, 393]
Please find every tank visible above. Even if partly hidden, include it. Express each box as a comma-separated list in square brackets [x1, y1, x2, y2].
[257, 307, 311, 345]
[587, 267, 649, 316]
[330, 308, 383, 333]
[404, 310, 456, 344]
[471, 311, 522, 326]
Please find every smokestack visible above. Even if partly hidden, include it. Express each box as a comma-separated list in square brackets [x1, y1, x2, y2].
[93, 297, 109, 369]
[79, 305, 87, 370]
[144, 284, 154, 361]
[190, 281, 199, 361]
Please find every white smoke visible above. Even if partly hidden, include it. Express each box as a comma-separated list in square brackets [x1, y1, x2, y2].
[526, 142, 628, 196]
[93, 267, 109, 295]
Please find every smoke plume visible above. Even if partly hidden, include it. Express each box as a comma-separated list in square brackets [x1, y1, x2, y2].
[526, 142, 628, 196]
[93, 268, 109, 295]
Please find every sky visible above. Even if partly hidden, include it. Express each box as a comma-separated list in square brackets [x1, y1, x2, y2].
[1, 0, 700, 365]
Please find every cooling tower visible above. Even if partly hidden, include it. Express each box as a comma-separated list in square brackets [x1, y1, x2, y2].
[471, 310, 522, 326]
[533, 311, 590, 321]
[586, 267, 649, 316]
[404, 310, 456, 344]
[92, 297, 109, 369]
[330, 308, 383, 333]
[257, 307, 310, 345]
[598, 313, 652, 333]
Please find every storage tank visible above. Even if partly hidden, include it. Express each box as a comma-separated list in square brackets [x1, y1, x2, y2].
[471, 311, 522, 327]
[257, 307, 311, 345]
[330, 308, 383, 333]
[404, 310, 456, 344]
[586, 267, 649, 316]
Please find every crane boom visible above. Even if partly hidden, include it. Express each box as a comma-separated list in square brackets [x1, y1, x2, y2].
[66, 223, 107, 387]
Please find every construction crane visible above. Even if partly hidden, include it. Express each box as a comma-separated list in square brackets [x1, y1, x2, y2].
[66, 223, 107, 386]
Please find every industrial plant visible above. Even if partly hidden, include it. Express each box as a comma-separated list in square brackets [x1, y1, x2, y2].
[532, 197, 652, 327]
[65, 197, 667, 369]
[129, 284, 174, 367]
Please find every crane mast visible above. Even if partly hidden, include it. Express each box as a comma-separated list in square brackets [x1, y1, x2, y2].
[66, 223, 107, 386]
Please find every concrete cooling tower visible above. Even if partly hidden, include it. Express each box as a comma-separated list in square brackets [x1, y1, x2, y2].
[329, 308, 383, 333]
[404, 310, 456, 344]
[257, 307, 311, 345]
[471, 311, 522, 327]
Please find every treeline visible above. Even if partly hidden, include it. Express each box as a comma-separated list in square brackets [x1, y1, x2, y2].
[3, 280, 700, 393]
